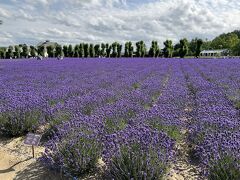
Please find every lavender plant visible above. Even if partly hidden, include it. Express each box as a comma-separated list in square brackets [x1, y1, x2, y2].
[41, 118, 103, 178]
[0, 96, 46, 136]
[102, 125, 175, 179]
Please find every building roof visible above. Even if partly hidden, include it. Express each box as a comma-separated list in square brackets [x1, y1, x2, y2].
[37, 40, 58, 47]
[200, 49, 228, 54]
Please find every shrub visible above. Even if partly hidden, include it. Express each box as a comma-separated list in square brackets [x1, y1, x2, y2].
[102, 125, 175, 179]
[195, 131, 240, 179]
[41, 118, 103, 178]
[0, 109, 42, 136]
[208, 156, 240, 180]
[0, 96, 47, 136]
[234, 101, 240, 110]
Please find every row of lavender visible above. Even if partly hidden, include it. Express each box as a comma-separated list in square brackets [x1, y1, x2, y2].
[0, 58, 239, 179]
[182, 60, 240, 179]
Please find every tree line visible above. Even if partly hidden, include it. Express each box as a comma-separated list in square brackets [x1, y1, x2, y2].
[0, 29, 239, 59]
[203, 30, 240, 56]
[0, 38, 205, 59]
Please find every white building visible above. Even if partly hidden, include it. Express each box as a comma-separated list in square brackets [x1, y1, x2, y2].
[200, 49, 229, 57]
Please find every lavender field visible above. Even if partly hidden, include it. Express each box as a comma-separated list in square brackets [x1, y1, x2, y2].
[0, 58, 240, 179]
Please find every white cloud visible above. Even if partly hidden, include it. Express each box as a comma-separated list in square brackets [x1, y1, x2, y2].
[0, 7, 11, 18]
[0, 0, 240, 47]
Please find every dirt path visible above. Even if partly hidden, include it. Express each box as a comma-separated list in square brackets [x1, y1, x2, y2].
[165, 107, 204, 180]
[0, 136, 64, 180]
[163, 63, 207, 180]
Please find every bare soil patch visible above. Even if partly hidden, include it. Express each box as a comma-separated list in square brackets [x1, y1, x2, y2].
[0, 136, 64, 180]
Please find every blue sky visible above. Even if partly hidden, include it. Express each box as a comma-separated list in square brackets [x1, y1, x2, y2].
[0, 0, 240, 47]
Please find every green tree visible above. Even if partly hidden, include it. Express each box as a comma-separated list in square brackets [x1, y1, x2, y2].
[79, 43, 84, 58]
[21, 45, 29, 58]
[211, 32, 239, 51]
[142, 41, 147, 57]
[63, 45, 68, 57]
[37, 46, 45, 57]
[94, 44, 100, 57]
[232, 41, 240, 56]
[6, 46, 14, 59]
[30, 46, 36, 57]
[195, 39, 203, 58]
[179, 38, 188, 58]
[124, 41, 134, 57]
[202, 39, 212, 50]
[173, 43, 181, 57]
[74, 45, 79, 57]
[149, 41, 160, 57]
[55, 45, 63, 57]
[0, 48, 6, 59]
[106, 43, 112, 58]
[148, 41, 154, 57]
[89, 44, 95, 57]
[232, 30, 240, 38]
[188, 38, 197, 56]
[100, 43, 106, 57]
[47, 45, 54, 57]
[14, 45, 20, 59]
[124, 42, 129, 57]
[136, 41, 141, 57]
[68, 45, 73, 57]
[83, 44, 89, 58]
[163, 40, 173, 58]
[117, 43, 122, 58]
[111, 42, 118, 57]
[136, 41, 147, 57]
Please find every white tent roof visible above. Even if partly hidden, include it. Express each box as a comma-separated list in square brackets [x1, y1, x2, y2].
[37, 41, 58, 47]
[201, 49, 228, 54]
